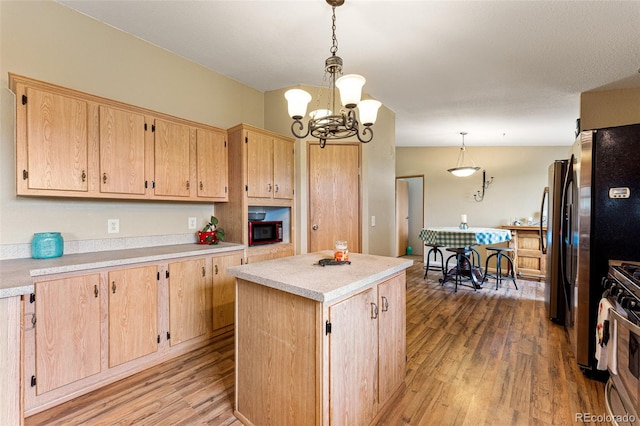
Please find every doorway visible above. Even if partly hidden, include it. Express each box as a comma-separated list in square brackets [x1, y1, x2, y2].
[308, 142, 361, 253]
[396, 176, 424, 256]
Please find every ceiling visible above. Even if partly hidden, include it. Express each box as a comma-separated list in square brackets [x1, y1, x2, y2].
[57, 0, 640, 147]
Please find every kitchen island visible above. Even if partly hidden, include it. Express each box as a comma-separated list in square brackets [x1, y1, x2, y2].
[227, 251, 412, 426]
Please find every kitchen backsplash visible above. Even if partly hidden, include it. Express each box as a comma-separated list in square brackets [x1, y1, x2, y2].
[0, 233, 198, 260]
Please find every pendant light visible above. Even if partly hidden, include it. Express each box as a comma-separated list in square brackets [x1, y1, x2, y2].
[284, 0, 381, 148]
[447, 132, 480, 177]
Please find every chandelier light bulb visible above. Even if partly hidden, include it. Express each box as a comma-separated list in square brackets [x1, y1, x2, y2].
[358, 99, 382, 126]
[284, 89, 312, 119]
[335, 74, 365, 109]
[309, 109, 332, 119]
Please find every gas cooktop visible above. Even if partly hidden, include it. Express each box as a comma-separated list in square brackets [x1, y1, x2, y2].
[614, 263, 640, 285]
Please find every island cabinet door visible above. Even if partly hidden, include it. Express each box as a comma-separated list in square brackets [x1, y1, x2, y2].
[328, 287, 379, 425]
[377, 273, 407, 406]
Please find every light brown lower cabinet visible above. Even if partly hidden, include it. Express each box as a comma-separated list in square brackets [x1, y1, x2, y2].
[168, 258, 207, 346]
[22, 249, 242, 418]
[34, 275, 102, 394]
[246, 243, 294, 264]
[108, 265, 159, 367]
[235, 271, 406, 426]
[212, 251, 243, 330]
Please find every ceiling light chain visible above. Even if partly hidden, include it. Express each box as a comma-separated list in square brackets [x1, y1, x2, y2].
[284, 0, 381, 148]
[330, 4, 338, 56]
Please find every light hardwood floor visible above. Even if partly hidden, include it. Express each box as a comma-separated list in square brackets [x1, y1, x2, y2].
[26, 256, 608, 425]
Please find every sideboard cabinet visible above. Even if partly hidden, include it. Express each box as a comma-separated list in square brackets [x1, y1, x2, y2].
[501, 225, 547, 280]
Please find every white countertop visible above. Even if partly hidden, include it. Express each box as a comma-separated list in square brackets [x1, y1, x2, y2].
[0, 242, 244, 298]
[227, 251, 413, 303]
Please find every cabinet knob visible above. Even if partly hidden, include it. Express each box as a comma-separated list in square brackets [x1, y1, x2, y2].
[312, 224, 318, 231]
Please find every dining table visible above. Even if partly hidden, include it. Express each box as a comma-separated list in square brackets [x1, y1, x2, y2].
[418, 226, 512, 289]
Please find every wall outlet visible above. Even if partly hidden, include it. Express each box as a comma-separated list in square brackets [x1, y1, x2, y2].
[108, 219, 120, 234]
[188, 217, 197, 230]
[371, 215, 376, 227]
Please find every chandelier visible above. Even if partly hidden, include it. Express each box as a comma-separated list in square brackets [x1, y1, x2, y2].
[447, 132, 481, 177]
[284, 0, 381, 148]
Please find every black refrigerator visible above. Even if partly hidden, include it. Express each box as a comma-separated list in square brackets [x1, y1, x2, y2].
[543, 160, 568, 325]
[560, 123, 640, 373]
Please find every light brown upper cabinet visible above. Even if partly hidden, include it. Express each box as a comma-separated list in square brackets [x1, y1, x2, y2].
[153, 118, 192, 198]
[99, 105, 147, 195]
[197, 128, 228, 200]
[9, 73, 228, 203]
[246, 130, 294, 200]
[17, 85, 89, 194]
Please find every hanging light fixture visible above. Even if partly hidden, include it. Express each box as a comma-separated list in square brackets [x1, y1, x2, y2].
[447, 132, 481, 177]
[284, 0, 381, 148]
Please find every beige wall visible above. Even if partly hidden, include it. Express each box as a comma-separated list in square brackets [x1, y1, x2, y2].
[0, 1, 264, 245]
[396, 146, 570, 229]
[264, 86, 397, 257]
[580, 87, 640, 130]
[1, 0, 398, 257]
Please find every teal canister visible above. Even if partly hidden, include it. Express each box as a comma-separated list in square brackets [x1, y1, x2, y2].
[32, 232, 64, 259]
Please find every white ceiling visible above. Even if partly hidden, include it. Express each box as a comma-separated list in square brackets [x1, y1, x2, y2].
[57, 0, 640, 147]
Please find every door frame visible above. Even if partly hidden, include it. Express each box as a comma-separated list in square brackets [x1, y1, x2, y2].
[395, 175, 425, 256]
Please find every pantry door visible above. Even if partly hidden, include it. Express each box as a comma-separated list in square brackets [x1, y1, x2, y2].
[308, 142, 361, 253]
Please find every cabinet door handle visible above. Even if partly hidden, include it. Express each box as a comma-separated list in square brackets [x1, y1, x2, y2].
[274, 184, 279, 193]
[267, 183, 272, 192]
[371, 302, 378, 319]
[202, 266, 206, 277]
[381, 296, 389, 312]
[215, 264, 219, 275]
[103, 173, 108, 184]
[94, 284, 99, 298]
[81, 170, 87, 182]
[186, 180, 190, 190]
[199, 181, 204, 190]
[112, 281, 116, 294]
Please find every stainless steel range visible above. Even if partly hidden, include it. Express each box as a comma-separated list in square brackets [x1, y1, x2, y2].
[602, 262, 640, 425]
